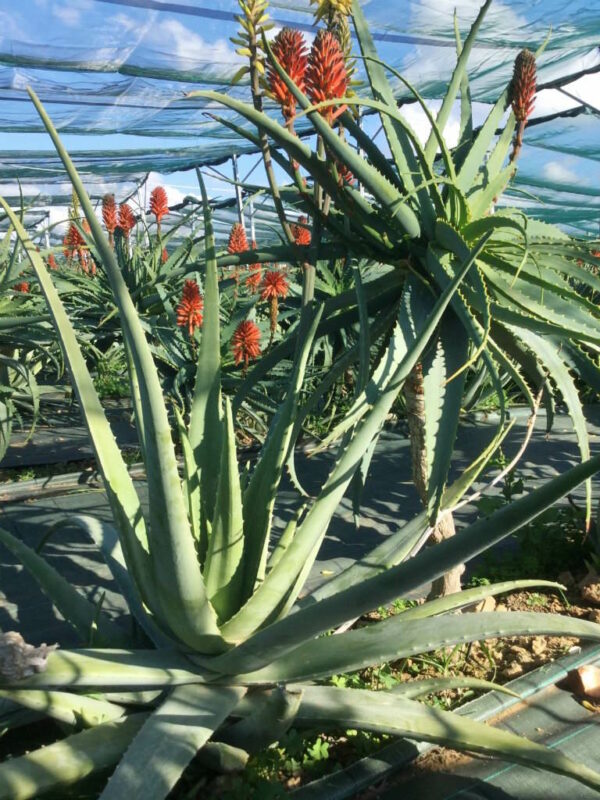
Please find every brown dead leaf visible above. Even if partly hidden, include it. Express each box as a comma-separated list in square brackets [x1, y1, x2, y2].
[565, 665, 600, 699]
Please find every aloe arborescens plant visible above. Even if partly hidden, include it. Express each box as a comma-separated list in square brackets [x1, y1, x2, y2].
[0, 4, 600, 799]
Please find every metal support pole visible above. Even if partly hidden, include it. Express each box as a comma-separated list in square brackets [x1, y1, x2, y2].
[232, 154, 245, 230]
[249, 198, 256, 244]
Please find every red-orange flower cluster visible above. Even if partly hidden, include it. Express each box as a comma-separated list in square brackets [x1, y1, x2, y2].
[12, 281, 29, 293]
[63, 223, 84, 261]
[232, 320, 261, 367]
[509, 49, 536, 123]
[306, 30, 348, 123]
[227, 222, 249, 254]
[47, 253, 58, 270]
[150, 187, 169, 225]
[260, 270, 289, 301]
[267, 27, 309, 123]
[176, 280, 204, 337]
[102, 194, 118, 234]
[291, 215, 311, 246]
[118, 203, 136, 238]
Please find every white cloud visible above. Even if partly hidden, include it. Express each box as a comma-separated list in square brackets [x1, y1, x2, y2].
[543, 160, 580, 185]
[52, 0, 93, 28]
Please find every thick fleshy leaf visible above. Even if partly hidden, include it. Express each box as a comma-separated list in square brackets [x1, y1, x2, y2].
[98, 685, 245, 800]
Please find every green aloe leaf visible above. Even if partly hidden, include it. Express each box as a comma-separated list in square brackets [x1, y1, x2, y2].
[294, 686, 600, 791]
[189, 169, 223, 557]
[211, 451, 600, 674]
[391, 676, 517, 699]
[98, 686, 245, 800]
[0, 689, 125, 728]
[239, 611, 600, 683]
[0, 713, 148, 800]
[204, 398, 245, 621]
[0, 526, 130, 648]
[26, 88, 223, 652]
[0, 197, 154, 609]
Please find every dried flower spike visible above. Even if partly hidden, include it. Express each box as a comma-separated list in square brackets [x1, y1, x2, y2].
[232, 320, 262, 368]
[509, 49, 536, 164]
[306, 29, 348, 123]
[150, 186, 169, 227]
[267, 28, 309, 125]
[0, 632, 58, 682]
[176, 279, 204, 338]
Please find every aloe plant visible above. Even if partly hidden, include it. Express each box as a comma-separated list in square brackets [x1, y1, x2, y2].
[188, 0, 600, 598]
[0, 86, 600, 798]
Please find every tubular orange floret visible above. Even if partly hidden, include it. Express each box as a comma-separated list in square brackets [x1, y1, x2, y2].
[306, 29, 348, 122]
[118, 203, 136, 238]
[227, 222, 249, 254]
[150, 186, 169, 224]
[176, 279, 204, 338]
[232, 320, 261, 367]
[292, 215, 312, 246]
[102, 194, 118, 234]
[267, 27, 309, 123]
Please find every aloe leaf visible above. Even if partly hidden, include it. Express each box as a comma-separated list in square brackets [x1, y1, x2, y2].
[220, 686, 302, 754]
[391, 676, 517, 699]
[239, 304, 323, 601]
[26, 88, 223, 651]
[350, 0, 426, 218]
[294, 686, 600, 791]
[0, 197, 154, 608]
[456, 89, 510, 193]
[4, 650, 210, 691]
[424, 0, 492, 163]
[0, 689, 124, 728]
[211, 451, 600, 674]
[0, 713, 148, 800]
[422, 314, 469, 523]
[0, 526, 130, 648]
[396, 579, 563, 622]
[468, 163, 515, 217]
[204, 398, 245, 621]
[216, 235, 491, 647]
[267, 504, 306, 573]
[239, 611, 600, 683]
[70, 515, 176, 648]
[174, 406, 201, 545]
[189, 169, 223, 554]
[98, 685, 245, 800]
[453, 10, 474, 170]
[510, 328, 592, 527]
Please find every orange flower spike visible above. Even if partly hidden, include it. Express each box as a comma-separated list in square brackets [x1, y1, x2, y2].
[306, 29, 348, 123]
[292, 215, 311, 246]
[227, 222, 249, 254]
[118, 203, 136, 238]
[162, 247, 169, 264]
[176, 279, 204, 338]
[63, 223, 84, 262]
[261, 270, 289, 339]
[232, 320, 262, 368]
[509, 49, 536, 164]
[47, 253, 58, 270]
[150, 186, 169, 229]
[267, 27, 309, 125]
[102, 194, 118, 246]
[12, 281, 29, 293]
